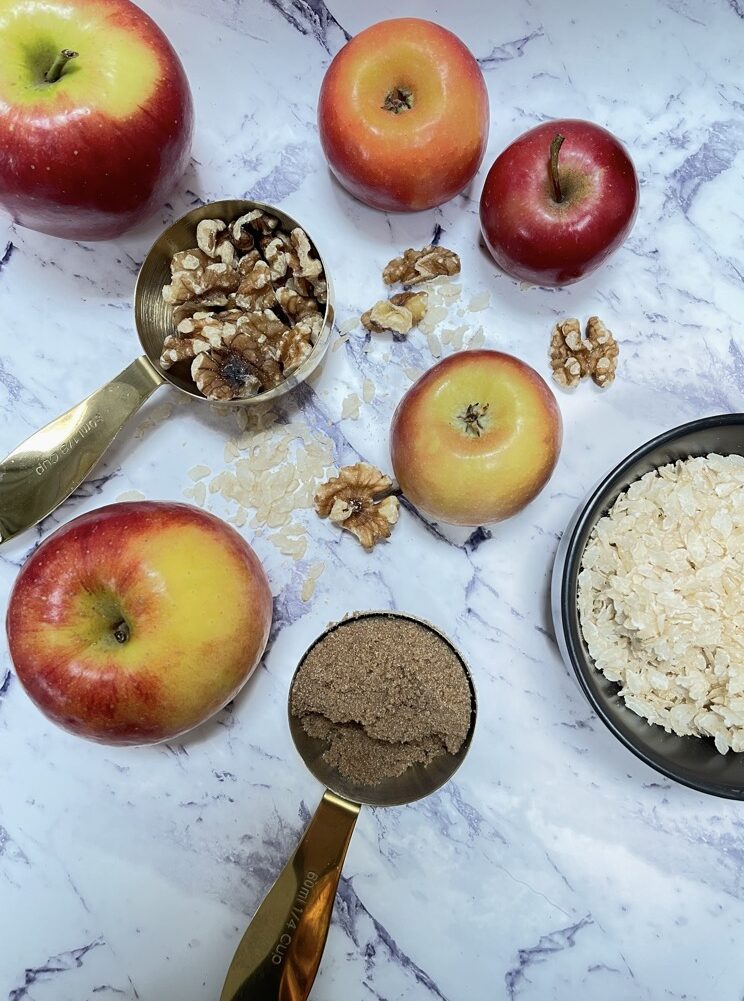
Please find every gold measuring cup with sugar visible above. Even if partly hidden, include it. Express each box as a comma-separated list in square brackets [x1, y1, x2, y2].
[0, 199, 334, 545]
[220, 611, 477, 1001]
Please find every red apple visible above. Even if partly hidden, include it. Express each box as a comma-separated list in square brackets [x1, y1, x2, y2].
[318, 17, 489, 212]
[5, 502, 272, 744]
[479, 119, 639, 286]
[390, 350, 562, 525]
[0, 0, 194, 241]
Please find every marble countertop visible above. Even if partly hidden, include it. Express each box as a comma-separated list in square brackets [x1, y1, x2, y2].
[2, 0, 744, 998]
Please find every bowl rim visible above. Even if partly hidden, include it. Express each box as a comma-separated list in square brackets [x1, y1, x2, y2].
[555, 412, 744, 799]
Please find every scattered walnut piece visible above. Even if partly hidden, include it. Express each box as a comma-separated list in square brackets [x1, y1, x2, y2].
[314, 463, 400, 550]
[361, 300, 414, 334]
[382, 245, 461, 285]
[549, 316, 618, 390]
[390, 291, 428, 324]
[585, 316, 619, 388]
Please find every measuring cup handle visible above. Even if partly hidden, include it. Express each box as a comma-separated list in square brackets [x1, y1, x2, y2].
[221, 790, 360, 1001]
[0, 355, 164, 545]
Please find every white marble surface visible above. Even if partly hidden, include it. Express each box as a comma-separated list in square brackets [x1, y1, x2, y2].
[2, 0, 744, 998]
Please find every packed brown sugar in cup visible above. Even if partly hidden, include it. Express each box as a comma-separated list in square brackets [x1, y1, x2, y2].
[290, 616, 472, 786]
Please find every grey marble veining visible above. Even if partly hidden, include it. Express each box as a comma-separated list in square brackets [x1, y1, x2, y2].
[1, 0, 744, 998]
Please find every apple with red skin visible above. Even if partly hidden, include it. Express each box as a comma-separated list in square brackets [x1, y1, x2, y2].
[0, 0, 194, 240]
[6, 502, 272, 745]
[318, 17, 489, 212]
[390, 350, 562, 526]
[480, 119, 639, 286]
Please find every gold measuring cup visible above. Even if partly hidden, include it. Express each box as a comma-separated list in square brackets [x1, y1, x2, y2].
[0, 200, 334, 545]
[220, 611, 477, 1001]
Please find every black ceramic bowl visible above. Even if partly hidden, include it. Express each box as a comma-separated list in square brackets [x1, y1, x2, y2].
[552, 414, 744, 799]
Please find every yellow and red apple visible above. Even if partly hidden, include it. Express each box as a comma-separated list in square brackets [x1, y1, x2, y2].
[318, 17, 489, 211]
[390, 350, 562, 525]
[5, 502, 272, 744]
[0, 0, 193, 240]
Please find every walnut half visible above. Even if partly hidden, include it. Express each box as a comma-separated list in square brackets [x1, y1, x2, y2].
[314, 463, 400, 550]
[383, 245, 461, 286]
[549, 316, 619, 389]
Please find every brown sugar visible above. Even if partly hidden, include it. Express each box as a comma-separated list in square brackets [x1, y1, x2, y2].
[290, 615, 472, 786]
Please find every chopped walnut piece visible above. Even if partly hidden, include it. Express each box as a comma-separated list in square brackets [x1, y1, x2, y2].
[196, 219, 227, 257]
[172, 293, 229, 326]
[234, 259, 276, 311]
[390, 291, 429, 324]
[585, 316, 619, 387]
[314, 463, 400, 550]
[160, 312, 238, 368]
[293, 313, 324, 344]
[383, 245, 461, 285]
[549, 316, 619, 389]
[290, 228, 323, 280]
[261, 234, 293, 280]
[171, 248, 209, 274]
[275, 285, 322, 323]
[235, 308, 288, 347]
[361, 299, 413, 334]
[277, 327, 313, 375]
[310, 277, 328, 304]
[192, 331, 283, 401]
[237, 249, 262, 275]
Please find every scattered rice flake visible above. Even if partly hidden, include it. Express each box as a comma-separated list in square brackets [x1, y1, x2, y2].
[427, 333, 442, 359]
[116, 490, 145, 502]
[230, 507, 248, 528]
[188, 464, 211, 481]
[404, 366, 423, 382]
[438, 283, 462, 300]
[468, 291, 491, 312]
[283, 521, 308, 537]
[341, 393, 361, 419]
[363, 378, 376, 404]
[468, 327, 486, 349]
[191, 481, 207, 507]
[269, 533, 308, 559]
[450, 326, 467, 350]
[418, 306, 448, 334]
[333, 334, 349, 352]
[267, 508, 291, 529]
[301, 578, 317, 602]
[339, 317, 360, 335]
[224, 440, 239, 462]
[234, 432, 253, 451]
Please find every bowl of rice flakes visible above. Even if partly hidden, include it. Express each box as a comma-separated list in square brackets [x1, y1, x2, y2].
[553, 414, 744, 799]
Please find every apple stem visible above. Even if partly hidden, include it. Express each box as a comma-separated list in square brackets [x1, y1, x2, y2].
[45, 49, 78, 84]
[549, 133, 565, 203]
[113, 620, 130, 644]
[382, 86, 414, 114]
[460, 402, 490, 437]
